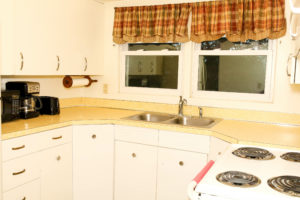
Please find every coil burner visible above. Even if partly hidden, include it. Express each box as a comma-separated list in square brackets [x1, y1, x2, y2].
[232, 147, 275, 160]
[281, 152, 300, 163]
[268, 176, 300, 197]
[216, 171, 261, 188]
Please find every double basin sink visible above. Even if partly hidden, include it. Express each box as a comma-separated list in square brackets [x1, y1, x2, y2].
[123, 112, 220, 128]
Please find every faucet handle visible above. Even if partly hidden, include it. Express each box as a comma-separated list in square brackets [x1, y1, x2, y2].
[198, 107, 203, 118]
[179, 96, 183, 102]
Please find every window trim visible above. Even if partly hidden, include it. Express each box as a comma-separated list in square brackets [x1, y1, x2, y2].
[119, 43, 184, 96]
[191, 41, 276, 102]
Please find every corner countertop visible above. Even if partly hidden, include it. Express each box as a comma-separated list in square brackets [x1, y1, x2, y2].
[2, 107, 300, 150]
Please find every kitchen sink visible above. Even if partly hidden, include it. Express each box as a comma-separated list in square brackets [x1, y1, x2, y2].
[124, 112, 220, 128]
[163, 116, 219, 128]
[124, 112, 175, 123]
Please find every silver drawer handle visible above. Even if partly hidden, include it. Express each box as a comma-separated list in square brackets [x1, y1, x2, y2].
[12, 145, 25, 151]
[56, 55, 60, 71]
[20, 52, 24, 71]
[52, 136, 62, 140]
[12, 169, 26, 176]
[84, 57, 88, 71]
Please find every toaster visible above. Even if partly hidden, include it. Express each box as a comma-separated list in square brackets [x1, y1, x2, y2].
[39, 96, 60, 115]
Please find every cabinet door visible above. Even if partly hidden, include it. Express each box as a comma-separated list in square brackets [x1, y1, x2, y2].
[14, 0, 58, 75]
[157, 148, 207, 200]
[40, 143, 72, 200]
[73, 125, 114, 200]
[114, 141, 157, 200]
[80, 0, 104, 75]
[0, 0, 16, 75]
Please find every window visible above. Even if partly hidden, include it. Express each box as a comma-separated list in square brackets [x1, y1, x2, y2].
[192, 38, 274, 102]
[120, 43, 183, 95]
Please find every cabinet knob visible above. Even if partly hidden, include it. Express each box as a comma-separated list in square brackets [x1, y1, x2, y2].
[92, 134, 96, 139]
[132, 153, 136, 158]
[218, 152, 222, 155]
[56, 55, 60, 71]
[84, 57, 88, 71]
[57, 155, 61, 161]
[179, 161, 184, 166]
[22, 197, 26, 200]
[20, 52, 24, 71]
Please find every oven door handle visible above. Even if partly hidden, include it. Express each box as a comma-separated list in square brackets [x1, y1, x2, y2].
[188, 160, 215, 200]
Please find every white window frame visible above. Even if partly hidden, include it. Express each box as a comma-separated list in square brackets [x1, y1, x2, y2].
[191, 40, 276, 102]
[119, 43, 184, 96]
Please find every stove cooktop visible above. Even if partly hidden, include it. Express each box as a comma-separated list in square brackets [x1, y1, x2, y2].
[232, 147, 275, 160]
[195, 145, 300, 200]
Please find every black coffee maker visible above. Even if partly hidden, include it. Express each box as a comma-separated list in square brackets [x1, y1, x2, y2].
[6, 82, 43, 119]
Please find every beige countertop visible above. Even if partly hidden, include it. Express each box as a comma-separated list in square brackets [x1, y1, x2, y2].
[2, 107, 300, 150]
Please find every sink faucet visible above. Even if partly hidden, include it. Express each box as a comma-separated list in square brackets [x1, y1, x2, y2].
[178, 96, 187, 116]
[198, 107, 203, 118]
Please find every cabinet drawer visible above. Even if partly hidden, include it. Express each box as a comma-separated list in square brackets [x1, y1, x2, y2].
[159, 130, 210, 153]
[3, 179, 40, 200]
[115, 125, 158, 145]
[39, 126, 73, 149]
[3, 153, 40, 191]
[2, 133, 40, 161]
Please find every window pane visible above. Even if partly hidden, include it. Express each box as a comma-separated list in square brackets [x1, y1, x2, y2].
[198, 55, 267, 94]
[125, 56, 178, 89]
[201, 38, 268, 50]
[128, 43, 181, 51]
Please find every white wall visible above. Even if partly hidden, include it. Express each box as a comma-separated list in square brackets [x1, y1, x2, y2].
[84, 0, 300, 114]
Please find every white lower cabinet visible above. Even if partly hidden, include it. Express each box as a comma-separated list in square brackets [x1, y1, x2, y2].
[156, 148, 207, 200]
[114, 141, 158, 200]
[73, 125, 114, 200]
[40, 143, 73, 200]
[3, 179, 40, 200]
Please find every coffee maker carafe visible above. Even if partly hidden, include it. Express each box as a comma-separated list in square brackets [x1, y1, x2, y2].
[6, 82, 42, 119]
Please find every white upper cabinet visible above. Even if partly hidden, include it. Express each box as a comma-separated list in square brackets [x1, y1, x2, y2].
[0, 0, 104, 75]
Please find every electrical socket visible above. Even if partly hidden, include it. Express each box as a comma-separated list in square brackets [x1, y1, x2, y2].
[103, 84, 108, 94]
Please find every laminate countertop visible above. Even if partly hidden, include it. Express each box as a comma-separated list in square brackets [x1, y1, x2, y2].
[2, 107, 300, 150]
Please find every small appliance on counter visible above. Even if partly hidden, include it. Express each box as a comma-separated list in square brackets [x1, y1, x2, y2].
[39, 96, 60, 115]
[6, 81, 42, 119]
[1, 90, 20, 123]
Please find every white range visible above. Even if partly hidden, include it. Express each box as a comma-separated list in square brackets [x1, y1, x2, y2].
[188, 144, 300, 200]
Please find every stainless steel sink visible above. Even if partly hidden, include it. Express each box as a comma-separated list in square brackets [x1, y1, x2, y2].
[124, 112, 176, 123]
[163, 116, 219, 128]
[124, 112, 220, 128]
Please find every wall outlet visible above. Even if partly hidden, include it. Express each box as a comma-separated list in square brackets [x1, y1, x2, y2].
[103, 84, 108, 94]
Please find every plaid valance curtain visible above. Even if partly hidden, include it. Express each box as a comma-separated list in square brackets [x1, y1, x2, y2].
[113, 4, 190, 44]
[113, 0, 286, 44]
[190, 0, 286, 43]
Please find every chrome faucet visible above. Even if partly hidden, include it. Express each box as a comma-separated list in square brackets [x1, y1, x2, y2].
[198, 107, 203, 118]
[178, 96, 187, 116]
